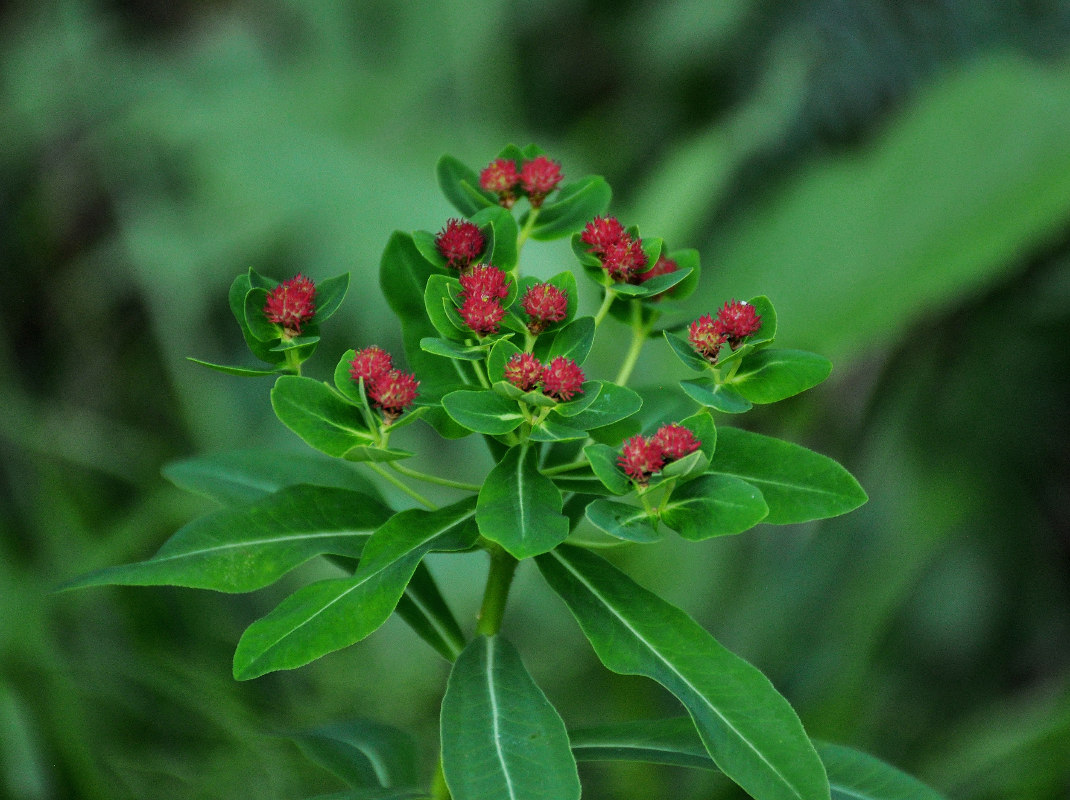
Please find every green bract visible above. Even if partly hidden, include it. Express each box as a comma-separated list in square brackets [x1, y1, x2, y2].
[61, 144, 946, 800]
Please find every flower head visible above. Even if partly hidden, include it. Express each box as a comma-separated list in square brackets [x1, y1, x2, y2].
[435, 218, 485, 271]
[618, 435, 664, 484]
[600, 236, 648, 283]
[540, 356, 585, 401]
[580, 216, 626, 255]
[714, 300, 762, 348]
[687, 313, 726, 362]
[459, 296, 505, 335]
[367, 368, 419, 419]
[521, 283, 568, 334]
[652, 423, 700, 461]
[504, 352, 542, 392]
[459, 264, 509, 302]
[519, 156, 562, 208]
[263, 274, 316, 336]
[349, 345, 393, 385]
[480, 158, 520, 208]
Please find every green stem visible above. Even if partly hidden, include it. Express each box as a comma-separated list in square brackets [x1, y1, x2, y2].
[613, 301, 652, 387]
[283, 347, 302, 376]
[430, 757, 451, 800]
[367, 462, 436, 510]
[471, 357, 491, 389]
[516, 207, 540, 253]
[592, 288, 616, 329]
[476, 542, 519, 637]
[540, 459, 589, 476]
[388, 461, 481, 492]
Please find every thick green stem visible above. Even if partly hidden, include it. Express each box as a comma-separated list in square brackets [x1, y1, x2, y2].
[388, 461, 481, 492]
[367, 462, 436, 510]
[283, 347, 303, 375]
[476, 543, 519, 637]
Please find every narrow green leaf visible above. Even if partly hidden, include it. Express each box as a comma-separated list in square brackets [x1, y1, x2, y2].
[186, 357, 282, 377]
[657, 450, 709, 482]
[441, 635, 581, 800]
[437, 154, 497, 217]
[162, 448, 382, 506]
[746, 295, 777, 346]
[582, 443, 632, 496]
[442, 390, 525, 435]
[61, 485, 390, 593]
[731, 349, 833, 403]
[663, 330, 710, 373]
[537, 546, 830, 800]
[551, 381, 600, 417]
[610, 267, 692, 298]
[708, 427, 868, 524]
[289, 719, 419, 789]
[564, 382, 643, 431]
[680, 379, 752, 414]
[571, 718, 948, 800]
[420, 337, 488, 362]
[395, 562, 466, 662]
[476, 445, 569, 559]
[340, 445, 415, 464]
[679, 412, 717, 460]
[547, 468, 617, 498]
[233, 498, 478, 679]
[662, 248, 701, 301]
[528, 176, 612, 241]
[660, 474, 768, 539]
[586, 499, 661, 543]
[271, 375, 377, 458]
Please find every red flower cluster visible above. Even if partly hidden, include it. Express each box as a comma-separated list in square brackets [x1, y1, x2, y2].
[435, 218, 485, 271]
[503, 353, 585, 401]
[580, 216, 648, 283]
[687, 300, 762, 362]
[263, 274, 316, 336]
[479, 155, 563, 209]
[349, 346, 419, 419]
[458, 264, 509, 335]
[617, 423, 701, 484]
[520, 283, 568, 334]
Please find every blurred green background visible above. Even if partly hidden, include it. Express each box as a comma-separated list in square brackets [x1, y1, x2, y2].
[3, 1, 1069, 798]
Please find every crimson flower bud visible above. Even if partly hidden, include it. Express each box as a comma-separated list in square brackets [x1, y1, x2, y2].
[618, 435, 664, 484]
[540, 356, 585, 401]
[435, 218, 485, 271]
[480, 158, 520, 208]
[580, 216, 626, 255]
[521, 283, 568, 334]
[687, 314, 726, 362]
[600, 236, 648, 283]
[519, 156, 562, 208]
[349, 346, 393, 385]
[651, 423, 700, 461]
[504, 352, 542, 392]
[713, 300, 762, 348]
[459, 264, 509, 302]
[368, 368, 419, 419]
[459, 296, 505, 335]
[263, 274, 316, 337]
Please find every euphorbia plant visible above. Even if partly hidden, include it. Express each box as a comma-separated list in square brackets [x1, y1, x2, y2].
[64, 145, 947, 800]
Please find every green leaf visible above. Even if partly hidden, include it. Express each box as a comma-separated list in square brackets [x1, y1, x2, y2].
[609, 267, 692, 298]
[332, 350, 376, 423]
[440, 635, 581, 800]
[162, 448, 383, 506]
[547, 468, 617, 498]
[441, 390, 525, 435]
[549, 381, 600, 417]
[528, 175, 612, 241]
[471, 205, 519, 271]
[424, 275, 468, 341]
[528, 418, 588, 443]
[270, 334, 321, 352]
[289, 719, 418, 789]
[271, 375, 378, 458]
[395, 562, 466, 662]
[339, 445, 414, 464]
[244, 286, 280, 341]
[663, 330, 710, 373]
[679, 412, 717, 460]
[657, 449, 709, 482]
[571, 718, 948, 800]
[543, 316, 595, 365]
[486, 340, 523, 383]
[564, 382, 643, 431]
[708, 427, 868, 524]
[582, 443, 631, 496]
[537, 546, 830, 800]
[680, 379, 752, 414]
[660, 474, 768, 539]
[585, 499, 661, 543]
[233, 498, 478, 679]
[186, 357, 283, 377]
[228, 272, 284, 364]
[420, 337, 489, 362]
[662, 248, 701, 301]
[746, 295, 777, 347]
[61, 485, 390, 593]
[310, 273, 351, 325]
[476, 445, 569, 559]
[730, 349, 833, 403]
[437, 154, 497, 217]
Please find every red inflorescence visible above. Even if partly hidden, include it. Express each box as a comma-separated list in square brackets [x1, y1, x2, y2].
[264, 274, 316, 336]
[459, 264, 509, 302]
[652, 423, 700, 461]
[349, 347, 418, 419]
[519, 156, 563, 208]
[480, 158, 520, 208]
[504, 352, 542, 392]
[459, 296, 505, 335]
[435, 218, 485, 271]
[714, 299, 762, 347]
[521, 283, 568, 333]
[618, 435, 665, 483]
[580, 216, 626, 255]
[687, 313, 726, 362]
[367, 369, 420, 417]
[540, 356, 585, 401]
[600, 236, 648, 283]
[349, 345, 393, 385]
